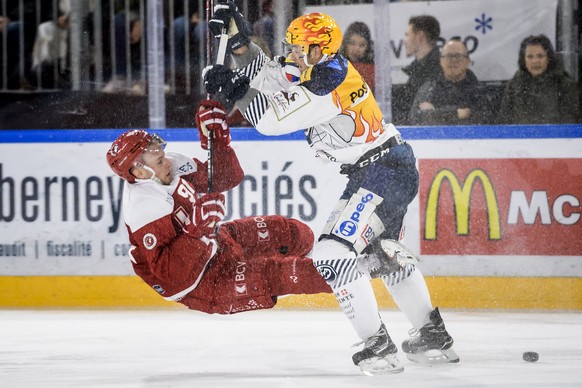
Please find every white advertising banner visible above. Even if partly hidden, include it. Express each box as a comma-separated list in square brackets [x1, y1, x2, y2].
[0, 140, 344, 276]
[1, 129, 581, 277]
[306, 0, 558, 83]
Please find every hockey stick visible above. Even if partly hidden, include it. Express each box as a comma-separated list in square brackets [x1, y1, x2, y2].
[205, 0, 215, 192]
[205, 0, 230, 193]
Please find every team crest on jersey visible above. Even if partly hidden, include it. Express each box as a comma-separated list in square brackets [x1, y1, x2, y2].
[178, 161, 194, 173]
[269, 88, 311, 120]
[143, 233, 157, 250]
[316, 264, 337, 283]
[108, 144, 119, 156]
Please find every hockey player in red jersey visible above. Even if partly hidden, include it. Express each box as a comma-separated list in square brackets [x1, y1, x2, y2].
[106, 100, 330, 314]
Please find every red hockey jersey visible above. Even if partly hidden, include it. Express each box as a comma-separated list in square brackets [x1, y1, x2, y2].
[124, 146, 243, 302]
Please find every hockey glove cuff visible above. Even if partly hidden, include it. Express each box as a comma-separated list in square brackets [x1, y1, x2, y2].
[195, 99, 231, 150]
[189, 192, 226, 239]
[203, 64, 250, 103]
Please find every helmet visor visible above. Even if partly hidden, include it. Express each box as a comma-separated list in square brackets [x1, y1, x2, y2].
[148, 133, 167, 150]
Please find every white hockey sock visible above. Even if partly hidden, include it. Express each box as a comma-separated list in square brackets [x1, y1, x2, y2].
[333, 271, 383, 340]
[312, 240, 383, 340]
[382, 265, 433, 329]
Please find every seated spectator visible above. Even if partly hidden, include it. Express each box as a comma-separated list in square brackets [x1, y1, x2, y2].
[499, 34, 579, 124]
[169, 0, 206, 68]
[166, 0, 207, 95]
[30, 0, 70, 89]
[92, 0, 144, 94]
[409, 39, 484, 125]
[1, 0, 57, 89]
[339, 21, 375, 91]
[253, 0, 275, 57]
[99, 0, 206, 95]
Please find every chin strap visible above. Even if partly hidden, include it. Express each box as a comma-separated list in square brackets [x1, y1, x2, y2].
[302, 53, 329, 68]
[142, 165, 164, 185]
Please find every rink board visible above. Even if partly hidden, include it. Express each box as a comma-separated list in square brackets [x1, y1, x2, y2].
[0, 276, 581, 310]
[1, 125, 581, 309]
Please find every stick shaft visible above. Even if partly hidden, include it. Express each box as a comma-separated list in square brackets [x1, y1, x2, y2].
[205, 0, 214, 192]
[205, 0, 232, 192]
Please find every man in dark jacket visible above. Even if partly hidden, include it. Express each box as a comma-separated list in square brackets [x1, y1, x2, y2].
[409, 39, 485, 125]
[393, 15, 442, 125]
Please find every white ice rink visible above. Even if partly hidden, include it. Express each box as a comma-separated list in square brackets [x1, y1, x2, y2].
[1, 309, 581, 387]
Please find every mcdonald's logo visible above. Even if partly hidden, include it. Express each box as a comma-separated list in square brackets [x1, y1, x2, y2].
[425, 169, 501, 240]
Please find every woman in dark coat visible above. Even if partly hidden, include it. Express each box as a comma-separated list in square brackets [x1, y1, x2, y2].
[339, 21, 376, 91]
[499, 34, 579, 124]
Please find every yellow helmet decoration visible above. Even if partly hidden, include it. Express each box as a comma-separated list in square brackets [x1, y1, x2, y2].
[285, 13, 342, 56]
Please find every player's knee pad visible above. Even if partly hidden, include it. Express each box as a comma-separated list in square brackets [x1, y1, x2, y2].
[381, 263, 416, 287]
[312, 240, 361, 289]
[314, 257, 362, 289]
[286, 218, 315, 257]
[320, 188, 385, 255]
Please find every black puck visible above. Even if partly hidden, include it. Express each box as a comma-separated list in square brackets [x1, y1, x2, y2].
[522, 351, 539, 362]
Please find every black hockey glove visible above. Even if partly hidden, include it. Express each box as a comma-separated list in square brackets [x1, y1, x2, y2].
[203, 65, 250, 103]
[209, 0, 251, 52]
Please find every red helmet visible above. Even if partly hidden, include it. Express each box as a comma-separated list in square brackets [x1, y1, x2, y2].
[106, 130, 153, 183]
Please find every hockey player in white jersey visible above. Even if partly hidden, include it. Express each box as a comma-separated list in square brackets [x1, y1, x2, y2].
[203, 4, 458, 375]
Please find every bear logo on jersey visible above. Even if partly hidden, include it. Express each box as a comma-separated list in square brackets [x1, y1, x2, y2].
[143, 233, 157, 250]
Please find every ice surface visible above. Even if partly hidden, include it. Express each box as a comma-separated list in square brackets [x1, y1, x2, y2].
[1, 309, 581, 387]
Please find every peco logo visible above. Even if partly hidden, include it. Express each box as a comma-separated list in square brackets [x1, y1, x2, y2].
[425, 169, 500, 240]
[338, 193, 375, 237]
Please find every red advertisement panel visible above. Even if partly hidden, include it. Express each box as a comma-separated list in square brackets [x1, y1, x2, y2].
[419, 159, 582, 255]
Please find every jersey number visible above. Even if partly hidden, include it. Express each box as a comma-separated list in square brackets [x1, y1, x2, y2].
[176, 180, 197, 203]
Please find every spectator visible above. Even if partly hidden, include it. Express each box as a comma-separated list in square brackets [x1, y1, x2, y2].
[409, 39, 484, 125]
[167, 0, 207, 94]
[253, 0, 275, 57]
[169, 0, 205, 67]
[30, 0, 70, 89]
[97, 0, 145, 94]
[499, 34, 579, 124]
[339, 21, 375, 91]
[99, 0, 206, 95]
[394, 15, 442, 124]
[0, 0, 58, 89]
[113, 2, 143, 90]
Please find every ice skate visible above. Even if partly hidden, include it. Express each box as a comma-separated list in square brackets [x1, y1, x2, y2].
[402, 307, 460, 364]
[380, 239, 421, 267]
[359, 239, 420, 279]
[352, 323, 404, 375]
[358, 251, 401, 279]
